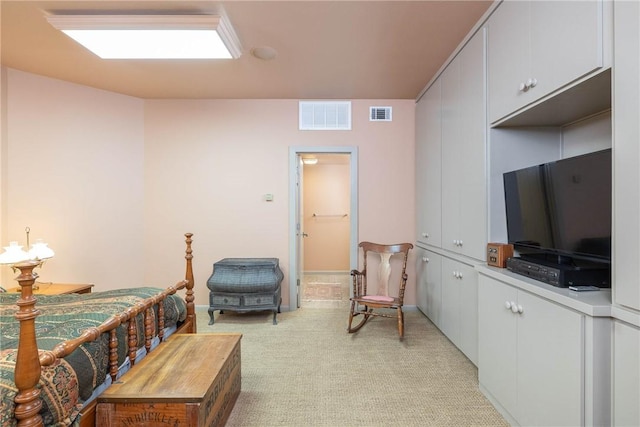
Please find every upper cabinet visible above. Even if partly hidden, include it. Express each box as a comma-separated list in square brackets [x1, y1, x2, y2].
[415, 79, 442, 248]
[613, 0, 640, 312]
[488, 0, 605, 124]
[441, 28, 487, 261]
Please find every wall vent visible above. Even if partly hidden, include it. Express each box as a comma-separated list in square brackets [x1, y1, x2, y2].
[369, 106, 392, 121]
[299, 101, 352, 130]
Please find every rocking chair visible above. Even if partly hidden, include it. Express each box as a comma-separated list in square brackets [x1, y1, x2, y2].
[347, 241, 413, 339]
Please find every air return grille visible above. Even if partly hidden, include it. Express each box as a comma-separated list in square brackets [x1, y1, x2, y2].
[299, 101, 351, 130]
[369, 106, 392, 121]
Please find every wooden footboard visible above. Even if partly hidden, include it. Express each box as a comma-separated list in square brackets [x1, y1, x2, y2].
[10, 233, 196, 427]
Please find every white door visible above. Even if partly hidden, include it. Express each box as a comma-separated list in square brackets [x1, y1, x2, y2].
[294, 156, 304, 309]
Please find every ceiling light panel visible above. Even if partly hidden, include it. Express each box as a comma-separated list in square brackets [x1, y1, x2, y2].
[46, 14, 242, 59]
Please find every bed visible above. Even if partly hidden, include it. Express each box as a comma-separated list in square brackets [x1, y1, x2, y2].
[0, 233, 196, 427]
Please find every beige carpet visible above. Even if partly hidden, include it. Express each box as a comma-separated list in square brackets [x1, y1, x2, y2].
[197, 307, 508, 427]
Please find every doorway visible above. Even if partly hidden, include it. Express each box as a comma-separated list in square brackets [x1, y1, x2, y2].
[288, 147, 358, 311]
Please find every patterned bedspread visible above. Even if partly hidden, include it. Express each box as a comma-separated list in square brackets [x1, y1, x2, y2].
[0, 287, 187, 427]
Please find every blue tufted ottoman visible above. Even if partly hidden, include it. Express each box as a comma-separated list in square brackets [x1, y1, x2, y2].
[207, 258, 283, 325]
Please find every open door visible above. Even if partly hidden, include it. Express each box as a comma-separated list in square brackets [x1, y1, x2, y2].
[288, 146, 358, 312]
[294, 155, 304, 309]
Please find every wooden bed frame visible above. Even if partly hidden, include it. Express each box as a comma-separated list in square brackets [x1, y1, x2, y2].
[10, 233, 197, 427]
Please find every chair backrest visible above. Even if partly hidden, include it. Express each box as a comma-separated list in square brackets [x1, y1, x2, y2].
[358, 241, 413, 301]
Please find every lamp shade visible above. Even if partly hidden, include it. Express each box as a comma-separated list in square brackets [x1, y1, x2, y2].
[0, 242, 30, 265]
[28, 240, 55, 261]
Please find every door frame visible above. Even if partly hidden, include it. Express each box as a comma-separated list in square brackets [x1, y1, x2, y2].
[288, 146, 358, 311]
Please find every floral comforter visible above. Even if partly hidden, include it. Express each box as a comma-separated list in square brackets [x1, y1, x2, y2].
[0, 287, 186, 426]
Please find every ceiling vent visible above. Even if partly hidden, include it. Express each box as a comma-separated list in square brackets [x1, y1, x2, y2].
[370, 106, 392, 121]
[299, 101, 352, 130]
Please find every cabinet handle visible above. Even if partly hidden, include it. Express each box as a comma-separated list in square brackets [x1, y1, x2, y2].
[505, 301, 523, 314]
[519, 78, 538, 92]
[422, 232, 429, 238]
[422, 257, 429, 263]
[510, 302, 519, 313]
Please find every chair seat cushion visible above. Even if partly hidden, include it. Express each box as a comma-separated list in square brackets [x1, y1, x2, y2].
[361, 295, 394, 302]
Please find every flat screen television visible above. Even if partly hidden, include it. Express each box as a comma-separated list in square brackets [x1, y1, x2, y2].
[503, 148, 611, 266]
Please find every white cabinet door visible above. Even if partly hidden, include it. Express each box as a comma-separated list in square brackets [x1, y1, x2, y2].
[529, 0, 602, 101]
[415, 79, 442, 247]
[478, 275, 518, 419]
[479, 274, 584, 426]
[441, 257, 478, 365]
[488, 0, 604, 123]
[416, 247, 429, 316]
[441, 28, 487, 261]
[441, 55, 462, 255]
[457, 261, 478, 365]
[613, 321, 640, 426]
[415, 247, 442, 327]
[517, 291, 583, 427]
[487, 0, 530, 122]
[440, 257, 459, 344]
[457, 28, 487, 261]
[613, 0, 640, 311]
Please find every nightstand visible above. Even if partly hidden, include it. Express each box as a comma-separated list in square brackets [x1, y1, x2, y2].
[8, 282, 94, 295]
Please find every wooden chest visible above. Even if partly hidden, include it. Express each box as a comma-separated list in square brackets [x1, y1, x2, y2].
[96, 333, 241, 427]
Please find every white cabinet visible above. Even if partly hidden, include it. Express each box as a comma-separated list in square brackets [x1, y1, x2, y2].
[415, 247, 442, 327]
[488, 0, 604, 123]
[440, 28, 487, 261]
[415, 79, 442, 247]
[612, 3, 640, 422]
[441, 257, 477, 365]
[613, 321, 640, 427]
[613, 0, 640, 312]
[479, 274, 583, 426]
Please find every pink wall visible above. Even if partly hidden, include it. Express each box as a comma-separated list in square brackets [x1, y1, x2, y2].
[142, 99, 416, 308]
[1, 69, 145, 288]
[303, 161, 350, 271]
[1, 69, 416, 308]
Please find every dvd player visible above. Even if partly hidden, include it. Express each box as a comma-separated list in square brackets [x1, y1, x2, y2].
[506, 257, 610, 288]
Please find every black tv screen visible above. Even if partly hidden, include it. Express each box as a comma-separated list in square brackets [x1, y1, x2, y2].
[503, 149, 611, 264]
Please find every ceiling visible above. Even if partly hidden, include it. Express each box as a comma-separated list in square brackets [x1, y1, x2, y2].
[0, 1, 493, 100]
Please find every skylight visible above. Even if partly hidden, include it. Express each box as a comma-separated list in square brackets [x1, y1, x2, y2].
[46, 14, 242, 60]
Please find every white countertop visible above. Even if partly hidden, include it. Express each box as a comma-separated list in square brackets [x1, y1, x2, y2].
[477, 264, 640, 327]
[476, 264, 613, 317]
